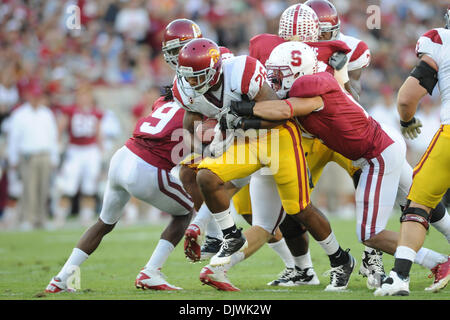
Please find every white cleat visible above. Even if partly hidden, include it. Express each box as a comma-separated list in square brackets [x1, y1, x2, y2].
[45, 277, 76, 293]
[135, 268, 182, 291]
[374, 270, 410, 296]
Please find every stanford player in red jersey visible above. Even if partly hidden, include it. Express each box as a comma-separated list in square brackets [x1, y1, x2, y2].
[46, 87, 194, 293]
[55, 84, 104, 227]
[247, 3, 354, 289]
[231, 42, 449, 291]
[45, 19, 200, 294]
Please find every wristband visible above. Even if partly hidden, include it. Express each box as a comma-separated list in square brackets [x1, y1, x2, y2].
[284, 99, 294, 118]
[400, 118, 415, 127]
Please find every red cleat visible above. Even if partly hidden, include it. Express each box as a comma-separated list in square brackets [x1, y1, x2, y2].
[184, 224, 204, 262]
[425, 257, 450, 293]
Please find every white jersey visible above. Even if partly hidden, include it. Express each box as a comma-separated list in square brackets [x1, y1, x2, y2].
[172, 55, 268, 119]
[338, 32, 371, 72]
[415, 28, 450, 124]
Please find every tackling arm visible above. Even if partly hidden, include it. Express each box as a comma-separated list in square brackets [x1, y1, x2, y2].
[253, 96, 324, 120]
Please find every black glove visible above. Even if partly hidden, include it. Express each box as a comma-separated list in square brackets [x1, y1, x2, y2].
[219, 112, 243, 130]
[329, 52, 348, 71]
[230, 99, 255, 116]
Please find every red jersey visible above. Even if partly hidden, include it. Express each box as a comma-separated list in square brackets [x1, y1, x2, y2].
[125, 97, 186, 171]
[249, 33, 351, 73]
[290, 72, 393, 160]
[61, 105, 103, 145]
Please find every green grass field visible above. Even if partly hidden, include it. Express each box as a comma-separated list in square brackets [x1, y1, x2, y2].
[0, 215, 449, 301]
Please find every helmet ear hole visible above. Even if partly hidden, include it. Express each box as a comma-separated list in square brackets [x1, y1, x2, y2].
[293, 72, 301, 79]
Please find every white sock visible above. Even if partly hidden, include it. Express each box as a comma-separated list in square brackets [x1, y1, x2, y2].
[192, 203, 213, 232]
[56, 248, 89, 282]
[223, 252, 245, 271]
[267, 238, 295, 268]
[414, 247, 448, 270]
[395, 245, 417, 263]
[205, 218, 223, 240]
[293, 250, 314, 269]
[317, 232, 340, 256]
[431, 209, 450, 243]
[213, 208, 235, 230]
[145, 239, 174, 270]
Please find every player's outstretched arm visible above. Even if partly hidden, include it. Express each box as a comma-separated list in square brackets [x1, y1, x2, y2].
[252, 96, 324, 120]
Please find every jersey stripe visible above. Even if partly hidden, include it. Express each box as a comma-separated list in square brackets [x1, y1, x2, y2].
[240, 56, 257, 95]
[361, 161, 375, 241]
[370, 156, 385, 238]
[350, 41, 369, 62]
[422, 29, 443, 45]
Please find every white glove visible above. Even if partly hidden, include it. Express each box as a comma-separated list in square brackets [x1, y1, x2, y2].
[204, 123, 235, 158]
[400, 117, 422, 139]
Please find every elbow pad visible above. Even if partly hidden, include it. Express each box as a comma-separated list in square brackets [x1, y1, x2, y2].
[410, 60, 438, 95]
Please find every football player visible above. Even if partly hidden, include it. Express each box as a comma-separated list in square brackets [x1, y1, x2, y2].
[304, 0, 370, 101]
[44, 18, 204, 293]
[174, 38, 354, 291]
[249, 3, 366, 288]
[229, 40, 450, 293]
[55, 84, 104, 227]
[162, 21, 304, 285]
[375, 9, 450, 296]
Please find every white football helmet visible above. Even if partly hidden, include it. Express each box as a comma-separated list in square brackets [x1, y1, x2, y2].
[278, 4, 320, 42]
[265, 42, 318, 98]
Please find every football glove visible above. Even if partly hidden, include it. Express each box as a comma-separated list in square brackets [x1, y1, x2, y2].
[230, 99, 255, 116]
[328, 52, 348, 71]
[400, 117, 422, 139]
[219, 112, 243, 131]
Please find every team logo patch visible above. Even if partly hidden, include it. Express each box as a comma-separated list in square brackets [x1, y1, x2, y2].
[208, 48, 220, 64]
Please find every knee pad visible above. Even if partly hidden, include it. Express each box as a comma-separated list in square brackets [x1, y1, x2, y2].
[400, 206, 431, 230]
[279, 215, 307, 240]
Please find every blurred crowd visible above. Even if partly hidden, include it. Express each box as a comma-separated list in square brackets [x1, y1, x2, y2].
[0, 0, 449, 230]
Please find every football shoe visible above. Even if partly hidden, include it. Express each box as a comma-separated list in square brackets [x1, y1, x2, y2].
[359, 248, 386, 289]
[45, 277, 76, 293]
[199, 265, 240, 291]
[135, 268, 182, 291]
[292, 266, 320, 285]
[200, 236, 222, 261]
[425, 257, 450, 293]
[324, 249, 355, 291]
[210, 230, 247, 266]
[184, 223, 204, 262]
[267, 267, 296, 286]
[374, 270, 409, 296]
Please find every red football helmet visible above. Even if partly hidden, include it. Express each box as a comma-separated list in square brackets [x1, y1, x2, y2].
[177, 38, 222, 97]
[162, 19, 202, 70]
[305, 0, 340, 40]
